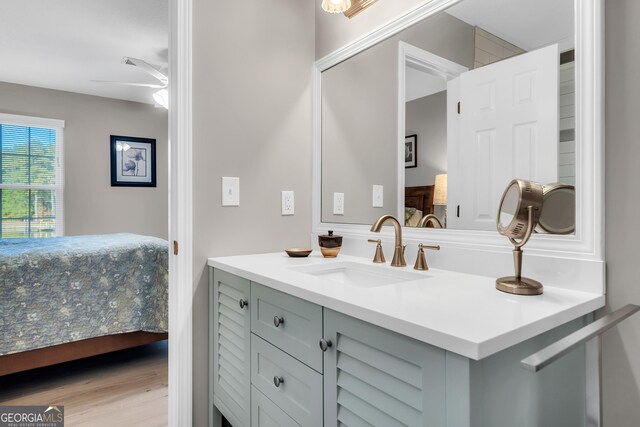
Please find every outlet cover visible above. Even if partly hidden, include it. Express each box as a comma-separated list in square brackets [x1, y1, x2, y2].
[333, 192, 344, 215]
[372, 185, 383, 207]
[222, 177, 240, 206]
[281, 191, 294, 215]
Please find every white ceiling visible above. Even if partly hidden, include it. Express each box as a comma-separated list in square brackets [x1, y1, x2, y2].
[447, 0, 574, 52]
[0, 0, 168, 105]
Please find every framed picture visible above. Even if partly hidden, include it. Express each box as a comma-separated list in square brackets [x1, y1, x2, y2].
[405, 134, 417, 168]
[110, 135, 157, 187]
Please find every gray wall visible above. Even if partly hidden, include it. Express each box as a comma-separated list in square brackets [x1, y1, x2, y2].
[321, 12, 473, 224]
[405, 91, 447, 188]
[192, 0, 315, 425]
[321, 37, 398, 224]
[0, 81, 168, 239]
[603, 0, 640, 424]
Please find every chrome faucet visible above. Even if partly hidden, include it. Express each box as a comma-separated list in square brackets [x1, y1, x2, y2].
[370, 215, 406, 267]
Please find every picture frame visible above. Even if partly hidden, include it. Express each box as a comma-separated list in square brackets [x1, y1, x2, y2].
[110, 135, 157, 187]
[405, 134, 417, 168]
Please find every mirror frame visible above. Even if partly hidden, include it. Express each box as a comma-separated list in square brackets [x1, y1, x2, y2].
[312, 0, 604, 263]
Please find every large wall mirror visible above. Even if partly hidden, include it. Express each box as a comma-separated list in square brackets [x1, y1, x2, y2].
[320, 0, 580, 235]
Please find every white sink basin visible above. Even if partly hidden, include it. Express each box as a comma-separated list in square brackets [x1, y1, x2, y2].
[292, 262, 425, 288]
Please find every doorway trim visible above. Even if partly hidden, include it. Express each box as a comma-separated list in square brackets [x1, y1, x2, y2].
[397, 41, 468, 220]
[168, 0, 193, 424]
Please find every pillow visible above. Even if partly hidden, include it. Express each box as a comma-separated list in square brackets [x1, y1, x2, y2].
[404, 207, 417, 223]
[406, 209, 423, 227]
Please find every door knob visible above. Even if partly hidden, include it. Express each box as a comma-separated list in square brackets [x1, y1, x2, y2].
[319, 339, 332, 352]
[239, 299, 248, 309]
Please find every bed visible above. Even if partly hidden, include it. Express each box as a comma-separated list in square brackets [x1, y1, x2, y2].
[404, 185, 435, 226]
[0, 233, 168, 375]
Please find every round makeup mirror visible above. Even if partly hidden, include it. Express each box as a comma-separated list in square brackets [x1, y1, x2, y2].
[497, 184, 521, 234]
[496, 179, 544, 295]
[537, 184, 575, 235]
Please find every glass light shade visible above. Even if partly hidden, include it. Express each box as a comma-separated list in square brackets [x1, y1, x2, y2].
[322, 0, 352, 14]
[153, 89, 169, 109]
[433, 174, 448, 206]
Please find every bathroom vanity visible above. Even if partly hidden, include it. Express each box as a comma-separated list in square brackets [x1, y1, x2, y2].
[208, 253, 604, 427]
[209, 0, 605, 423]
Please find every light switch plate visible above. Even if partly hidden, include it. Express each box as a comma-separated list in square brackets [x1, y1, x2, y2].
[333, 192, 344, 215]
[281, 191, 294, 215]
[372, 185, 384, 207]
[222, 177, 240, 206]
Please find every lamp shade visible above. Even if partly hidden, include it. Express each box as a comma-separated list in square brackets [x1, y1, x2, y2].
[433, 174, 448, 206]
[322, 0, 352, 14]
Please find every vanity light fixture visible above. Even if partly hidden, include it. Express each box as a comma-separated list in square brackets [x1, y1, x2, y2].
[496, 179, 544, 296]
[343, 0, 379, 18]
[322, 0, 352, 14]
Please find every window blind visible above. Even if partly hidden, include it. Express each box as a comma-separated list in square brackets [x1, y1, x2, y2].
[0, 123, 63, 238]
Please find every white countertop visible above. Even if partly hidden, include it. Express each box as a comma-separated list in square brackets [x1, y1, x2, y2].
[208, 252, 605, 360]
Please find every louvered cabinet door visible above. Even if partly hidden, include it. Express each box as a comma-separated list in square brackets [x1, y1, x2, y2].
[211, 269, 251, 427]
[323, 309, 447, 427]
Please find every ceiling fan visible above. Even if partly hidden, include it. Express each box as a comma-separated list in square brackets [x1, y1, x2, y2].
[92, 57, 169, 108]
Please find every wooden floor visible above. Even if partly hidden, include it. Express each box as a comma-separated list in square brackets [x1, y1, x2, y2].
[0, 341, 168, 426]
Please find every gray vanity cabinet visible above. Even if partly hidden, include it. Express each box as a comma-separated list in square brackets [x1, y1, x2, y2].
[210, 269, 252, 427]
[322, 309, 447, 427]
[210, 268, 325, 427]
[209, 267, 589, 427]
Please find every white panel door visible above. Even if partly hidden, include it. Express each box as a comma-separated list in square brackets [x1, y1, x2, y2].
[447, 44, 559, 231]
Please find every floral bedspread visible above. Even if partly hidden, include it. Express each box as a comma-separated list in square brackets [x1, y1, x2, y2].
[0, 233, 168, 355]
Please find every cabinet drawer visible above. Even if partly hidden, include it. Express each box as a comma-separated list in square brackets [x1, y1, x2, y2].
[251, 334, 323, 427]
[251, 386, 300, 427]
[251, 283, 323, 372]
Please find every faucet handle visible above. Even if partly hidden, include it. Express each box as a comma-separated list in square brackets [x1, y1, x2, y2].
[414, 243, 440, 271]
[367, 239, 386, 263]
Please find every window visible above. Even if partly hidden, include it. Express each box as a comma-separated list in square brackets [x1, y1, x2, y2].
[0, 114, 64, 238]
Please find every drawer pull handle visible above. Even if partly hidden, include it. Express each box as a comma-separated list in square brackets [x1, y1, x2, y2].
[273, 376, 284, 387]
[239, 299, 248, 309]
[273, 316, 284, 327]
[319, 339, 332, 352]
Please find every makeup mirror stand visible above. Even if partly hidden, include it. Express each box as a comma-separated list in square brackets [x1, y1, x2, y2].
[497, 206, 544, 295]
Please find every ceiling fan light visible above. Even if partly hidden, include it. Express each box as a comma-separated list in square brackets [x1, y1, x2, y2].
[153, 89, 169, 109]
[322, 0, 351, 14]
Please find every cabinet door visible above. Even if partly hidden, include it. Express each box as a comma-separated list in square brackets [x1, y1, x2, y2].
[211, 268, 251, 427]
[323, 309, 447, 427]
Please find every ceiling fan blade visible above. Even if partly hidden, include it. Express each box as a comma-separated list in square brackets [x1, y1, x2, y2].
[122, 57, 168, 85]
[91, 80, 166, 88]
